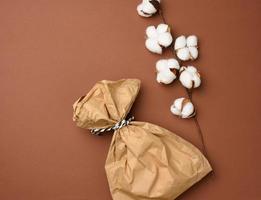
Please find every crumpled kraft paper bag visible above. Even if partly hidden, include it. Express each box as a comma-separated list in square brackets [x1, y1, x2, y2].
[73, 79, 212, 200]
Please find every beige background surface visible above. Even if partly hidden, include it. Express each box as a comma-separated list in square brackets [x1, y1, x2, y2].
[0, 0, 260, 199]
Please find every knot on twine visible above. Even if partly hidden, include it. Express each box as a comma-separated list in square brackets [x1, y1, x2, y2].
[91, 116, 134, 135]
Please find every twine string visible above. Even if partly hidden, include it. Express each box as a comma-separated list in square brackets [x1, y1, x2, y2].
[90, 116, 134, 135]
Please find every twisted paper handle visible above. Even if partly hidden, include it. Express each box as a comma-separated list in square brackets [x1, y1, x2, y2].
[90, 116, 135, 135]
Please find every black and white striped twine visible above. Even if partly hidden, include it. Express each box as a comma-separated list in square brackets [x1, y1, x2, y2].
[90, 116, 134, 135]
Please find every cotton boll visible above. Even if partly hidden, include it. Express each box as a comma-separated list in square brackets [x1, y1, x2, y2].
[146, 26, 157, 38]
[187, 35, 198, 47]
[145, 24, 173, 54]
[174, 36, 186, 50]
[188, 47, 198, 60]
[156, 58, 180, 84]
[167, 59, 180, 70]
[186, 66, 197, 73]
[137, 4, 152, 17]
[170, 97, 183, 116]
[179, 70, 193, 88]
[170, 107, 181, 116]
[187, 66, 201, 87]
[157, 23, 169, 34]
[181, 101, 195, 118]
[193, 76, 201, 88]
[142, 1, 158, 14]
[174, 35, 199, 61]
[156, 58, 180, 73]
[179, 66, 201, 89]
[156, 70, 176, 84]
[137, 0, 160, 17]
[173, 97, 184, 109]
[145, 38, 162, 54]
[158, 32, 173, 47]
[156, 59, 168, 71]
[177, 48, 190, 61]
[170, 97, 195, 118]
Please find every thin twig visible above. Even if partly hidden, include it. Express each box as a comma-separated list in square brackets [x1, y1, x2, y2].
[158, 8, 208, 157]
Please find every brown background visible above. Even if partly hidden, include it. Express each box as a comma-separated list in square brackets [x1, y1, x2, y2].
[0, 0, 260, 199]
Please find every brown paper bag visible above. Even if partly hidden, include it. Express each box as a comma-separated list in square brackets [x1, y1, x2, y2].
[73, 79, 212, 200]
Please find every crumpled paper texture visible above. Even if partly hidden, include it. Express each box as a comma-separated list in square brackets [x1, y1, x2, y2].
[73, 79, 212, 200]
